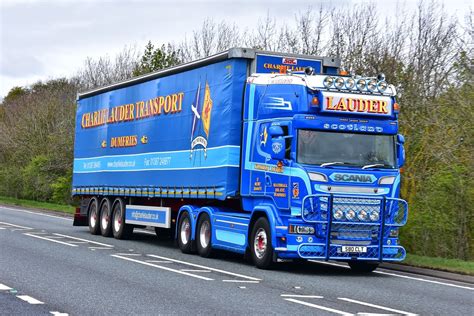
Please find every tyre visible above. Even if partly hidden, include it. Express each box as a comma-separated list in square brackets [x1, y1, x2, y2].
[196, 213, 212, 258]
[111, 198, 133, 240]
[177, 212, 194, 254]
[88, 198, 100, 235]
[250, 217, 274, 269]
[99, 198, 113, 237]
[348, 261, 379, 273]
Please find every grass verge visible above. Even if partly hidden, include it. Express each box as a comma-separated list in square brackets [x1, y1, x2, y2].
[400, 254, 474, 276]
[0, 195, 75, 214]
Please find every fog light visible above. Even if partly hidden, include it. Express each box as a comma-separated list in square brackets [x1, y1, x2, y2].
[389, 229, 399, 237]
[356, 79, 366, 91]
[345, 78, 355, 89]
[367, 79, 378, 92]
[335, 77, 345, 89]
[370, 211, 380, 221]
[323, 76, 335, 88]
[345, 210, 356, 220]
[357, 210, 368, 221]
[334, 210, 344, 220]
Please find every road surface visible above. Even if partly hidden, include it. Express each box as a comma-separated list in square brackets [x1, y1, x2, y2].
[0, 205, 472, 315]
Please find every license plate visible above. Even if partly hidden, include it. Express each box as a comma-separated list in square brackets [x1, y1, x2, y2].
[341, 246, 367, 253]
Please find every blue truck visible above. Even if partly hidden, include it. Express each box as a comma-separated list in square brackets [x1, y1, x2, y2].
[73, 48, 408, 272]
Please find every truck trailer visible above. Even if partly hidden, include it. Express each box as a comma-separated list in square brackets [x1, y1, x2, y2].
[72, 48, 408, 271]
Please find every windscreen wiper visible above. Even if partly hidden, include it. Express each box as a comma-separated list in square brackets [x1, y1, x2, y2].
[320, 161, 346, 167]
[361, 163, 392, 169]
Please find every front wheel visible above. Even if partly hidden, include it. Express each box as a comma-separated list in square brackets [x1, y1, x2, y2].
[348, 261, 379, 273]
[177, 212, 195, 254]
[196, 213, 212, 258]
[250, 217, 274, 269]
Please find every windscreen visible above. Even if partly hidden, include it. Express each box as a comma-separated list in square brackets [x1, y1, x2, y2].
[297, 130, 396, 168]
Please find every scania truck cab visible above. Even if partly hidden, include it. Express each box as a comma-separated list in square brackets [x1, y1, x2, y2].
[240, 70, 407, 271]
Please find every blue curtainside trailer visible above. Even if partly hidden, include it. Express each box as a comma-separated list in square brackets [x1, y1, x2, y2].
[73, 48, 407, 271]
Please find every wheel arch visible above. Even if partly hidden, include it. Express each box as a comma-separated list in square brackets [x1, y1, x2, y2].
[176, 205, 199, 241]
[248, 204, 279, 249]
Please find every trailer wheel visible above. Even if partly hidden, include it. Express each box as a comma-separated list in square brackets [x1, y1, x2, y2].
[348, 261, 379, 273]
[112, 198, 133, 240]
[88, 198, 100, 235]
[177, 212, 194, 254]
[99, 198, 113, 237]
[250, 217, 274, 269]
[196, 213, 213, 258]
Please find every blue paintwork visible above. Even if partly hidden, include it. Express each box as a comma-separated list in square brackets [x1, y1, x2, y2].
[74, 50, 407, 263]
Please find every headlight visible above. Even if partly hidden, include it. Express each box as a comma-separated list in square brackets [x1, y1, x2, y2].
[377, 81, 388, 93]
[370, 210, 380, 221]
[323, 76, 335, 88]
[334, 77, 345, 89]
[345, 78, 355, 89]
[356, 79, 366, 91]
[309, 172, 328, 182]
[334, 210, 344, 220]
[357, 210, 368, 221]
[367, 79, 378, 92]
[379, 176, 395, 185]
[345, 210, 356, 220]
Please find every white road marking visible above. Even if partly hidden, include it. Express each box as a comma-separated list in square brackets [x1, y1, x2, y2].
[0, 227, 6, 230]
[338, 297, 417, 316]
[111, 254, 213, 281]
[374, 270, 474, 291]
[145, 260, 173, 264]
[50, 312, 69, 316]
[0, 206, 72, 221]
[52, 233, 114, 247]
[17, 295, 44, 305]
[294, 286, 302, 289]
[222, 280, 260, 283]
[23, 233, 78, 247]
[147, 254, 261, 281]
[0, 221, 33, 230]
[281, 294, 324, 299]
[239, 286, 246, 289]
[0, 283, 12, 291]
[114, 253, 141, 256]
[89, 247, 113, 250]
[180, 269, 212, 273]
[284, 298, 353, 315]
[310, 260, 474, 291]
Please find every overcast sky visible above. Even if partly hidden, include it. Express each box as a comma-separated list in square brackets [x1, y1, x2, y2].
[0, 0, 471, 98]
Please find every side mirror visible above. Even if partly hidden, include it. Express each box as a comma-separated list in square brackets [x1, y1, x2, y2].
[270, 137, 285, 161]
[397, 134, 405, 168]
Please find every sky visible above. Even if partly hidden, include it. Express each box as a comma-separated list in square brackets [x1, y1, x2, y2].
[0, 0, 471, 98]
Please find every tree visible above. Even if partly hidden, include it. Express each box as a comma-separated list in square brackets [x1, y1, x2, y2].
[133, 42, 181, 76]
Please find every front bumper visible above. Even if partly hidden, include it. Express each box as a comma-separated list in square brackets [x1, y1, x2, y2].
[277, 194, 408, 262]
